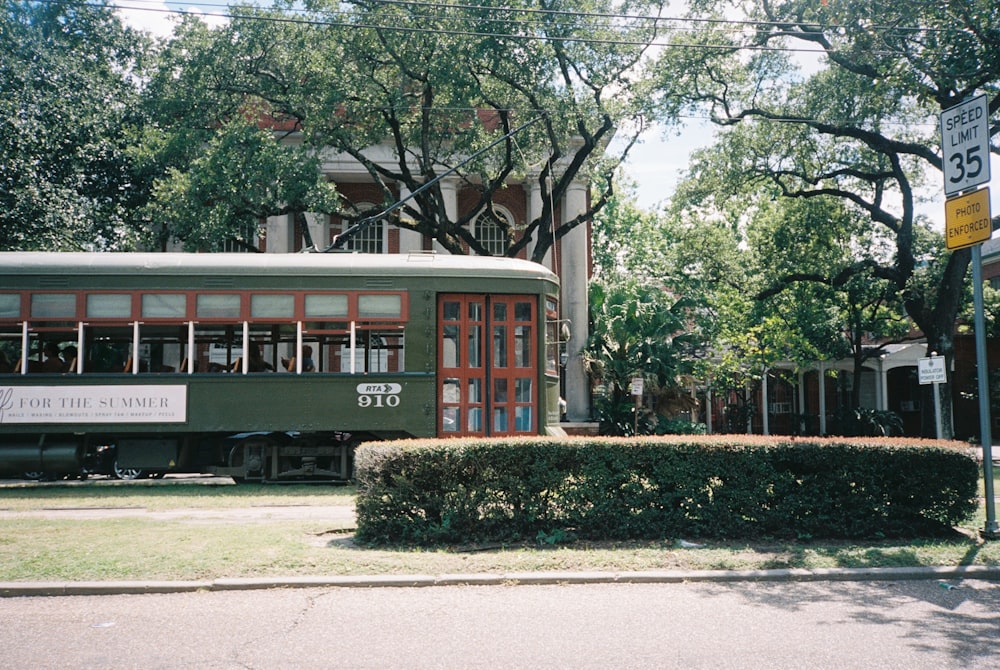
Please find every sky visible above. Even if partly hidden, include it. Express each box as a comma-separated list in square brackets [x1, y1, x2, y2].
[113, 1, 996, 225]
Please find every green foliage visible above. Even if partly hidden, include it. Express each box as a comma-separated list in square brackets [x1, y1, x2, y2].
[584, 278, 703, 435]
[655, 0, 1000, 399]
[0, 0, 151, 250]
[655, 418, 708, 435]
[355, 437, 979, 545]
[138, 0, 664, 257]
[143, 120, 340, 251]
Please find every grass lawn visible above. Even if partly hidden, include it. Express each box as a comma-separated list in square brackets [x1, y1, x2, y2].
[1, 478, 998, 583]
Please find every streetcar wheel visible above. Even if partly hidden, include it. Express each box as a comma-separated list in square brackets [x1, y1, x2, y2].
[113, 460, 145, 480]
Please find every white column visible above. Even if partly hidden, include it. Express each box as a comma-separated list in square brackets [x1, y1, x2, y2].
[705, 387, 713, 434]
[397, 184, 423, 253]
[305, 212, 327, 251]
[561, 180, 590, 422]
[435, 178, 459, 254]
[526, 177, 552, 268]
[265, 214, 296, 253]
[878, 356, 889, 411]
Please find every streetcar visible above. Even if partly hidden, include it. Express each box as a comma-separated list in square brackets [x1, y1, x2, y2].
[0, 252, 562, 482]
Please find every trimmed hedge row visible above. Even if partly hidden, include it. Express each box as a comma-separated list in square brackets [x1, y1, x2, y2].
[353, 436, 980, 545]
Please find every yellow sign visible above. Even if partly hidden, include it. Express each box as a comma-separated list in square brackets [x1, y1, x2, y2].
[945, 188, 992, 250]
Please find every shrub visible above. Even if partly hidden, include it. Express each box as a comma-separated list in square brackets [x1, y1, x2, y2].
[354, 436, 979, 545]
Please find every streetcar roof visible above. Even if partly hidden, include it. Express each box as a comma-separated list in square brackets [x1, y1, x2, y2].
[0, 251, 559, 284]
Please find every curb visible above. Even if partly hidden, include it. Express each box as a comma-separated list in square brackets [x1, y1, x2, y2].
[4, 565, 1000, 597]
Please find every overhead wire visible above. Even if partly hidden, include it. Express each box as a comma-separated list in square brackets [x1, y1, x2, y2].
[36, 0, 972, 57]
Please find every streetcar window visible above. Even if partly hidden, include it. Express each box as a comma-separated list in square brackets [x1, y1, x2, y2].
[358, 294, 401, 318]
[514, 325, 531, 368]
[305, 294, 348, 318]
[515, 405, 532, 432]
[87, 294, 132, 319]
[516, 378, 532, 402]
[467, 324, 482, 368]
[468, 406, 483, 432]
[494, 378, 508, 404]
[442, 300, 460, 321]
[0, 294, 19, 318]
[197, 294, 241, 319]
[515, 301, 532, 322]
[142, 294, 186, 319]
[442, 324, 460, 368]
[442, 406, 460, 433]
[31, 293, 75, 319]
[0, 333, 17, 373]
[546, 321, 559, 375]
[493, 325, 507, 368]
[251, 294, 295, 319]
[493, 406, 508, 432]
[139, 324, 189, 373]
[196, 325, 239, 372]
[338, 328, 404, 373]
[545, 299, 560, 376]
[84, 326, 132, 373]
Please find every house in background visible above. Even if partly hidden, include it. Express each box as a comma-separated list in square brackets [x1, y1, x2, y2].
[694, 235, 1000, 440]
[192, 140, 596, 424]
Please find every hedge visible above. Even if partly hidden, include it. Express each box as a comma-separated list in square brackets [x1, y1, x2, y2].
[353, 436, 980, 545]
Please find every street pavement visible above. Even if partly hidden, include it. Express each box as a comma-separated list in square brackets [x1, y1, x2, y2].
[2, 579, 999, 669]
[3, 477, 1000, 668]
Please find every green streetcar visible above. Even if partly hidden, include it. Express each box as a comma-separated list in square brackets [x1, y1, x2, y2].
[0, 252, 562, 482]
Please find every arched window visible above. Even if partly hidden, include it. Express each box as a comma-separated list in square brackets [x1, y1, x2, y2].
[474, 207, 513, 256]
[342, 203, 384, 254]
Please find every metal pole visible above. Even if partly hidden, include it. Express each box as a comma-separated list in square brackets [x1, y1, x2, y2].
[972, 244, 998, 537]
[933, 380, 942, 440]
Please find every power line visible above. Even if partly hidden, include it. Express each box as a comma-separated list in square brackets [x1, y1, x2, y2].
[107, 0, 958, 36]
[65, 0, 967, 57]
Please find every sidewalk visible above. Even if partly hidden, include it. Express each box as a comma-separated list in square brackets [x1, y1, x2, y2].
[4, 564, 1000, 598]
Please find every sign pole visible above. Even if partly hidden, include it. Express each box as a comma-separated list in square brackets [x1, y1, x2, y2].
[940, 93, 995, 537]
[933, 381, 942, 440]
[631, 377, 644, 436]
[972, 245, 999, 537]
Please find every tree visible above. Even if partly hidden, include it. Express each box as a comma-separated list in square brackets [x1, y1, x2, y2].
[0, 0, 150, 250]
[587, 186, 712, 434]
[142, 0, 667, 257]
[135, 14, 342, 252]
[584, 278, 701, 435]
[142, 119, 340, 252]
[653, 0, 1000, 435]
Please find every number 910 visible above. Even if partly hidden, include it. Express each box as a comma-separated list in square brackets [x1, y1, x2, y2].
[358, 394, 400, 408]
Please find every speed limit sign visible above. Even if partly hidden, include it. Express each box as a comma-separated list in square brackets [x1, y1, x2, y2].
[940, 94, 991, 196]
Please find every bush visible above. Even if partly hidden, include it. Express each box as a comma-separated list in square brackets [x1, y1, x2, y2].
[354, 436, 979, 545]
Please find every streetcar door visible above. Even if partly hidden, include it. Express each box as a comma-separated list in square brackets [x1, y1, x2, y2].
[438, 294, 537, 437]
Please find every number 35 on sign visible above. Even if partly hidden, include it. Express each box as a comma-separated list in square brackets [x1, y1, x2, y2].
[940, 94, 991, 196]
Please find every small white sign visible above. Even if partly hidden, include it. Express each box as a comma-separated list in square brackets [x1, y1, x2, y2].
[630, 377, 644, 396]
[918, 356, 947, 385]
[356, 382, 401, 409]
[0, 385, 187, 424]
